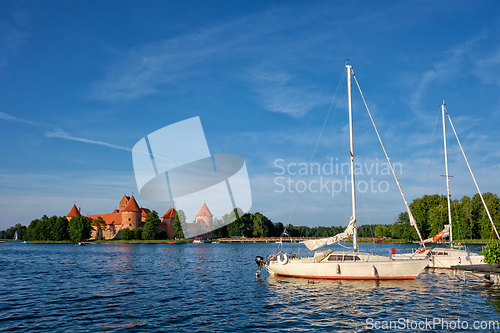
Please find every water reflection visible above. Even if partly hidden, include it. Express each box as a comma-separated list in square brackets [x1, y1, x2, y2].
[1, 242, 500, 332]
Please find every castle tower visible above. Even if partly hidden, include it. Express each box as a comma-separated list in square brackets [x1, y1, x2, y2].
[161, 208, 177, 238]
[66, 204, 82, 221]
[119, 195, 130, 212]
[196, 203, 213, 232]
[121, 195, 141, 229]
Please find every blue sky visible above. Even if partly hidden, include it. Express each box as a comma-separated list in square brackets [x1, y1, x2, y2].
[1, 0, 500, 231]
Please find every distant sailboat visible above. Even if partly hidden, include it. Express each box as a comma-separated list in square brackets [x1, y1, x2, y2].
[392, 102, 499, 268]
[14, 231, 18, 241]
[255, 64, 429, 280]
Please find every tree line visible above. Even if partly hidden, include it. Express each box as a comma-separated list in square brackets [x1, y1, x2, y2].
[1, 210, 169, 242]
[390, 192, 500, 241]
[2, 192, 498, 241]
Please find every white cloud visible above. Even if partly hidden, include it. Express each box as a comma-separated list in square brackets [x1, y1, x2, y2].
[44, 128, 131, 151]
[245, 66, 331, 117]
[0, 10, 30, 76]
[0, 111, 38, 125]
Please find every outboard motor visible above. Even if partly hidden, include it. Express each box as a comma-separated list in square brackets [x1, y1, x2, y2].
[255, 256, 266, 277]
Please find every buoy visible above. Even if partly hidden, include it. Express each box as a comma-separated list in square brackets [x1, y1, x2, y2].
[277, 253, 289, 265]
[372, 265, 378, 277]
[336, 264, 341, 274]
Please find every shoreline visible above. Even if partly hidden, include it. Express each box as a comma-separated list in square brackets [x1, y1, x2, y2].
[1, 238, 492, 245]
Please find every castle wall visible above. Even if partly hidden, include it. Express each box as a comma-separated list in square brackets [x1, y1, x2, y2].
[122, 211, 141, 229]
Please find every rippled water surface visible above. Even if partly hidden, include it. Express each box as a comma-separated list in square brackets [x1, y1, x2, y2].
[1, 242, 500, 332]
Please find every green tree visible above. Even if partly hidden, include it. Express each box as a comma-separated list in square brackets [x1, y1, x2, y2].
[457, 196, 474, 239]
[26, 216, 52, 241]
[409, 194, 444, 238]
[26, 219, 41, 241]
[68, 216, 92, 242]
[252, 212, 273, 237]
[427, 204, 447, 238]
[142, 210, 161, 240]
[225, 208, 247, 237]
[472, 192, 500, 239]
[91, 216, 107, 240]
[173, 211, 185, 239]
[213, 218, 228, 238]
[133, 227, 144, 240]
[51, 216, 70, 241]
[227, 220, 242, 237]
[122, 228, 133, 240]
[374, 224, 390, 237]
[392, 212, 418, 240]
[273, 222, 284, 237]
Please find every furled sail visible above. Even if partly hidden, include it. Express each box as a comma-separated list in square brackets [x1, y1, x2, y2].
[302, 216, 356, 251]
[421, 224, 450, 244]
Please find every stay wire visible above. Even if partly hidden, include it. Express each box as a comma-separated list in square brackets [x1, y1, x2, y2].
[285, 68, 346, 226]
[352, 70, 425, 245]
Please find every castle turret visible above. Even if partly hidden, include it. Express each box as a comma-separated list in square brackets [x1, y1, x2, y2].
[121, 195, 141, 229]
[196, 203, 213, 231]
[66, 204, 82, 221]
[119, 195, 130, 212]
[161, 208, 177, 238]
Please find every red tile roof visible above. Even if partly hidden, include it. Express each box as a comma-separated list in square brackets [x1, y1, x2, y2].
[67, 204, 82, 218]
[162, 208, 177, 219]
[122, 195, 141, 212]
[88, 212, 122, 226]
[141, 208, 151, 217]
[196, 203, 213, 217]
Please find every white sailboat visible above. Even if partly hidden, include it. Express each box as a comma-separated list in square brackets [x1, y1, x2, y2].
[255, 64, 429, 280]
[14, 230, 18, 241]
[392, 102, 499, 268]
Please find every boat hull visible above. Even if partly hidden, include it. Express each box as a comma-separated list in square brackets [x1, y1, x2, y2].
[267, 252, 429, 280]
[392, 248, 483, 269]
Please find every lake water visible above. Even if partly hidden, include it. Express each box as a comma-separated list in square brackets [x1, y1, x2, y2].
[1, 241, 499, 332]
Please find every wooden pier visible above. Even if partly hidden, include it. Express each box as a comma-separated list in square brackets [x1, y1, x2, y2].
[217, 237, 306, 243]
[451, 264, 500, 284]
[215, 236, 392, 244]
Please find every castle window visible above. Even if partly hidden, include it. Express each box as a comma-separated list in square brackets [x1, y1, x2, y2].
[129, 218, 131, 221]
[129, 224, 132, 226]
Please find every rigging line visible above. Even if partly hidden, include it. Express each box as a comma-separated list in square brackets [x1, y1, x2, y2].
[285, 68, 346, 225]
[414, 110, 441, 198]
[445, 108, 500, 240]
[351, 71, 426, 245]
[452, 198, 465, 242]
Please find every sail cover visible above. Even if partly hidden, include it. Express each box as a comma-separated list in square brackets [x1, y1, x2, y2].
[302, 216, 356, 251]
[421, 224, 450, 244]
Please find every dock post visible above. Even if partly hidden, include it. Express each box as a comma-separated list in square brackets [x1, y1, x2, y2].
[462, 270, 467, 283]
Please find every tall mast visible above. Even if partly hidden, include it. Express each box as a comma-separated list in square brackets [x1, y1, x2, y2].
[442, 102, 453, 247]
[347, 64, 357, 250]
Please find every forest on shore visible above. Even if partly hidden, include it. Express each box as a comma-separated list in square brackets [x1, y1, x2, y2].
[1, 192, 499, 242]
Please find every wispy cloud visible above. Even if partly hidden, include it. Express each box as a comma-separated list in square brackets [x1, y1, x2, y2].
[474, 46, 500, 86]
[89, 4, 338, 110]
[0, 10, 30, 76]
[246, 66, 330, 117]
[0, 112, 131, 152]
[44, 129, 131, 151]
[409, 34, 488, 117]
[0, 111, 38, 125]
[90, 19, 250, 102]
